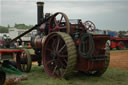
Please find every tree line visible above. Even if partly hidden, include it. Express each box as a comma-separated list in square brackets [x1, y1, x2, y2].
[0, 24, 33, 33]
[0, 24, 128, 34]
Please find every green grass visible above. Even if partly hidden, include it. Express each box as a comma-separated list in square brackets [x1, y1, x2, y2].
[17, 65, 128, 85]
[111, 49, 128, 52]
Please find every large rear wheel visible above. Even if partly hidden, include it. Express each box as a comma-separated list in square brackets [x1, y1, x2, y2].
[42, 32, 77, 78]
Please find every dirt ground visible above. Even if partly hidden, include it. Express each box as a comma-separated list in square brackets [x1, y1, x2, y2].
[32, 50, 128, 70]
[109, 50, 128, 70]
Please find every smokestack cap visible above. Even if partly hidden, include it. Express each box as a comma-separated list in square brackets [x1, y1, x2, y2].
[37, 2, 44, 6]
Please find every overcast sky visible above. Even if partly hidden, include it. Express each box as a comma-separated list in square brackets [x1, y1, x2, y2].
[0, 0, 128, 31]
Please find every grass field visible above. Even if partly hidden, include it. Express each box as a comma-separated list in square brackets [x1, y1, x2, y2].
[17, 65, 128, 85]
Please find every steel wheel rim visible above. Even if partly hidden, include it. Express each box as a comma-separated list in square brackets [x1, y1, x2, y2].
[43, 34, 68, 77]
[42, 32, 77, 78]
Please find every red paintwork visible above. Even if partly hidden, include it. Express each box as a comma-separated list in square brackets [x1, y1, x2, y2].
[76, 35, 110, 72]
[46, 17, 110, 73]
[0, 49, 24, 61]
[0, 49, 24, 54]
[76, 58, 105, 71]
[0, 40, 3, 43]
[110, 37, 128, 41]
[35, 38, 42, 49]
[111, 41, 117, 48]
[110, 37, 128, 49]
[34, 12, 110, 75]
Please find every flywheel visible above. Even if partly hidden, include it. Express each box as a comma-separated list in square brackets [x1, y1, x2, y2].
[42, 32, 77, 78]
[49, 12, 70, 33]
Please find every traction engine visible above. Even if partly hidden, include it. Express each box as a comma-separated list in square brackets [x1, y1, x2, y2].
[30, 2, 110, 78]
[8, 2, 110, 78]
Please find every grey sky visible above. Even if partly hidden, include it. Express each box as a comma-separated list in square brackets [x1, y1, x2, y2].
[0, 0, 128, 31]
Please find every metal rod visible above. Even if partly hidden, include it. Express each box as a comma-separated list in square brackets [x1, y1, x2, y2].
[10, 16, 52, 43]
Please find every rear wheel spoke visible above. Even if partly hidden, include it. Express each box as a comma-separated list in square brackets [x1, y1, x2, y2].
[52, 39, 56, 50]
[57, 53, 67, 58]
[46, 59, 56, 66]
[52, 65, 57, 75]
[58, 59, 67, 68]
[56, 37, 60, 51]
[59, 44, 66, 52]
[46, 48, 53, 52]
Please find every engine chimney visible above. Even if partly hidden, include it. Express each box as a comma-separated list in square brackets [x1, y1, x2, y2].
[37, 2, 44, 24]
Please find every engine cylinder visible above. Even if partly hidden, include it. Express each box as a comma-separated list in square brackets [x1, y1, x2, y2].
[31, 35, 46, 50]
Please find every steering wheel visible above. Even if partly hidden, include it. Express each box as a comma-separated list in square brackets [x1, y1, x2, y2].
[84, 20, 96, 32]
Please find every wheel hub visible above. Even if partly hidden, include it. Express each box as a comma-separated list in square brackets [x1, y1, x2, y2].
[52, 52, 57, 59]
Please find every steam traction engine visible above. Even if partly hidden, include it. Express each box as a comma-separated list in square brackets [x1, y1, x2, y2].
[29, 2, 110, 78]
[7, 2, 110, 78]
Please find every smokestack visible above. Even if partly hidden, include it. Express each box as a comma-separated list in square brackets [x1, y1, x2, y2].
[37, 2, 44, 24]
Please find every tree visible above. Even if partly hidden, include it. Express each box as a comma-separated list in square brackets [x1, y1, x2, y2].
[14, 24, 33, 29]
[0, 26, 8, 33]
